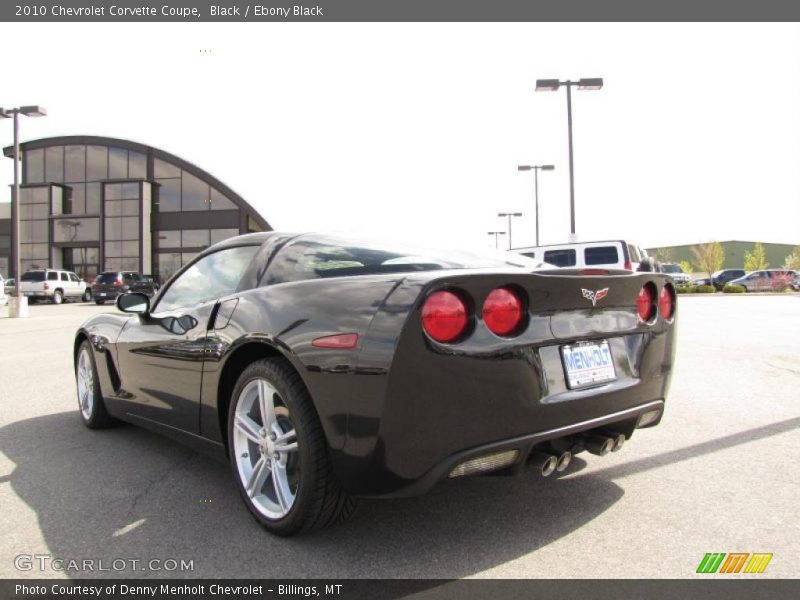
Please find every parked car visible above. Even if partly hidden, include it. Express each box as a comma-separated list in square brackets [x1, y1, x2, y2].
[19, 269, 91, 304]
[74, 232, 677, 535]
[660, 263, 690, 284]
[711, 269, 746, 291]
[792, 273, 800, 291]
[92, 271, 159, 305]
[514, 240, 658, 272]
[728, 269, 797, 292]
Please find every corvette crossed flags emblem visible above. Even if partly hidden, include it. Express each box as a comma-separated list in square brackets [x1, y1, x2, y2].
[582, 288, 609, 307]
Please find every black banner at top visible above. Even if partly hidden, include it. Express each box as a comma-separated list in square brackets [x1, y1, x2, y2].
[2, 0, 800, 22]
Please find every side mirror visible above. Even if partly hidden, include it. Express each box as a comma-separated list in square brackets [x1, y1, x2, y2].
[117, 292, 150, 315]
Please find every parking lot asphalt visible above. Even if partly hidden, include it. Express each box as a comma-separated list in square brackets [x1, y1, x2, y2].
[1, 295, 798, 579]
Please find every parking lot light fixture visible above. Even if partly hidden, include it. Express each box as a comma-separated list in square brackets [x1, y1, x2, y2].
[0, 105, 47, 318]
[487, 231, 507, 249]
[533, 78, 603, 240]
[517, 164, 556, 246]
[497, 212, 523, 250]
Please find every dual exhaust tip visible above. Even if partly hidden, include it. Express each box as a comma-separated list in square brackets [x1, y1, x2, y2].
[530, 450, 572, 477]
[530, 431, 626, 477]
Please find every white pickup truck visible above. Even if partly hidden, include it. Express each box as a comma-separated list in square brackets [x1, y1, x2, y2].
[19, 269, 92, 304]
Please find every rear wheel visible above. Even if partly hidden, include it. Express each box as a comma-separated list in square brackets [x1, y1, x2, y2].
[82, 289, 92, 302]
[228, 358, 357, 536]
[52, 290, 63, 305]
[75, 341, 117, 428]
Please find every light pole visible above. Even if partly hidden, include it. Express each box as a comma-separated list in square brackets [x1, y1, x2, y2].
[0, 105, 46, 318]
[535, 78, 602, 241]
[487, 231, 506, 249]
[497, 212, 522, 250]
[517, 164, 555, 246]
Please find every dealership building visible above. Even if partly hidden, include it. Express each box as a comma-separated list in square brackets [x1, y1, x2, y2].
[0, 135, 270, 282]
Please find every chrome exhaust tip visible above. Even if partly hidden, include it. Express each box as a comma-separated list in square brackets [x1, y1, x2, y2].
[556, 451, 572, 472]
[611, 433, 626, 452]
[529, 451, 558, 477]
[579, 434, 615, 456]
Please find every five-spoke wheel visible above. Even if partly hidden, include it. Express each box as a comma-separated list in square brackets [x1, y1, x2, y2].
[228, 357, 357, 535]
[233, 378, 299, 519]
[74, 340, 117, 428]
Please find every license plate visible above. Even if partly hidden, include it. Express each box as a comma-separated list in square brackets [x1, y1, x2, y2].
[561, 340, 616, 389]
[98, 292, 106, 296]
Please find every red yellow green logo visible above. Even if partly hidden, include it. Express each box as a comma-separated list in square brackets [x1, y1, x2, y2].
[696, 553, 773, 574]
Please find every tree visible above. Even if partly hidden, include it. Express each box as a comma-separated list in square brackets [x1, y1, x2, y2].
[679, 260, 693, 274]
[691, 242, 725, 280]
[744, 243, 768, 272]
[783, 246, 800, 270]
[651, 248, 675, 264]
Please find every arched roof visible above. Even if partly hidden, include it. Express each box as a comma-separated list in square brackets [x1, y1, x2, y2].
[3, 135, 271, 231]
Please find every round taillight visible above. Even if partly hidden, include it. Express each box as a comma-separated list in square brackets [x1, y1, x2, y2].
[659, 286, 674, 320]
[422, 290, 468, 343]
[483, 287, 524, 336]
[637, 285, 656, 322]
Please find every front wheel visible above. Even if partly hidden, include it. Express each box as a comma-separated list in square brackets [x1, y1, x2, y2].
[75, 341, 117, 428]
[228, 358, 357, 536]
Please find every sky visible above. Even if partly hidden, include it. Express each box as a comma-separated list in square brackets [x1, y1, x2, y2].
[1, 22, 799, 252]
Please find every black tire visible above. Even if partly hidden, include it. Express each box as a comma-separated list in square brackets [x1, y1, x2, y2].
[52, 290, 63, 305]
[227, 357, 358, 536]
[82, 289, 92, 302]
[75, 340, 118, 429]
[95, 299, 105, 305]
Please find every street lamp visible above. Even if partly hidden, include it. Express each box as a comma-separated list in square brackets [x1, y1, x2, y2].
[0, 105, 47, 318]
[517, 164, 555, 246]
[497, 212, 522, 250]
[487, 230, 507, 249]
[535, 78, 603, 241]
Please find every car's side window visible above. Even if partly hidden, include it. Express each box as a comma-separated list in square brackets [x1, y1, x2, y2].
[155, 245, 259, 313]
[47, 272, 58, 281]
[69, 273, 79, 282]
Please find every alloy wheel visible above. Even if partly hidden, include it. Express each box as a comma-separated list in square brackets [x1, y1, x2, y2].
[232, 378, 299, 519]
[76, 348, 95, 420]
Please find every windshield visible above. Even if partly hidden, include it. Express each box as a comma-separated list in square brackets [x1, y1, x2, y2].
[21, 271, 45, 282]
[263, 235, 549, 285]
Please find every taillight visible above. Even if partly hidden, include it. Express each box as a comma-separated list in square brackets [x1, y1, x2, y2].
[624, 260, 633, 271]
[659, 286, 674, 320]
[483, 287, 524, 336]
[637, 284, 656, 322]
[114, 277, 122, 287]
[422, 290, 468, 343]
[580, 269, 610, 276]
[43, 283, 49, 291]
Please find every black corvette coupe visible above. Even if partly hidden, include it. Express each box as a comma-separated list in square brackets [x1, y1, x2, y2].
[74, 232, 676, 535]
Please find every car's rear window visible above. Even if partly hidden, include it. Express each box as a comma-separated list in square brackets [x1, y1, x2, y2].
[543, 249, 577, 267]
[584, 246, 619, 265]
[96, 273, 120, 284]
[262, 236, 545, 285]
[21, 271, 45, 282]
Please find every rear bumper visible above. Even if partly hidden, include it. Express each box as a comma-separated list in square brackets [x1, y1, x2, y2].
[362, 399, 664, 499]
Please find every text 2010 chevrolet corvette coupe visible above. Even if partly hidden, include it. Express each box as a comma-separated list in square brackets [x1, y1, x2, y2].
[74, 232, 676, 535]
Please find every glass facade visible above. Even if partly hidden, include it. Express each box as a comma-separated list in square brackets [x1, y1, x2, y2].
[3, 137, 268, 282]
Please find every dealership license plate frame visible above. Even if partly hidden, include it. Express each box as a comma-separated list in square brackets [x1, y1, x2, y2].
[561, 340, 616, 390]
